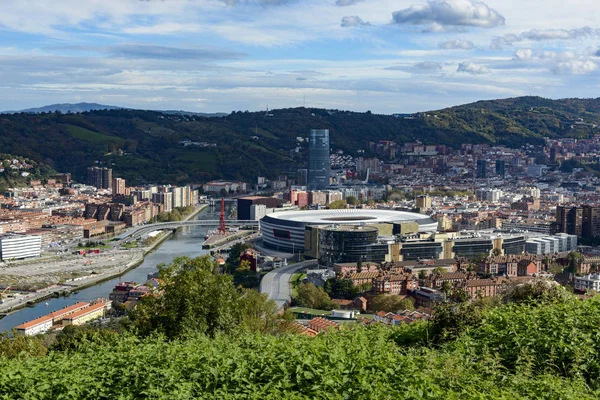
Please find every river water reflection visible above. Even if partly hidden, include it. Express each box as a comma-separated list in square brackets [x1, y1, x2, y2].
[0, 206, 220, 333]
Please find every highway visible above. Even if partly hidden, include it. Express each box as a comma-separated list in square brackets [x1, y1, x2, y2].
[260, 259, 317, 309]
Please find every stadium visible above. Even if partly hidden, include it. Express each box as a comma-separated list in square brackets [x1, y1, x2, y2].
[260, 209, 438, 253]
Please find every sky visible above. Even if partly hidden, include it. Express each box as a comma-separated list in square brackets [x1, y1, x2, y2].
[1, 0, 600, 114]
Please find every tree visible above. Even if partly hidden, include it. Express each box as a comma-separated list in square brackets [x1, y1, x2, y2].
[503, 279, 569, 304]
[470, 253, 488, 264]
[219, 188, 228, 197]
[386, 191, 404, 202]
[130, 256, 272, 339]
[226, 242, 252, 273]
[0, 332, 47, 359]
[323, 278, 359, 300]
[327, 200, 346, 209]
[239, 259, 251, 271]
[50, 325, 120, 352]
[236, 289, 279, 333]
[295, 283, 333, 310]
[492, 248, 502, 256]
[346, 196, 359, 205]
[370, 295, 414, 312]
[453, 288, 470, 303]
[441, 281, 453, 296]
[566, 251, 583, 273]
[418, 270, 427, 280]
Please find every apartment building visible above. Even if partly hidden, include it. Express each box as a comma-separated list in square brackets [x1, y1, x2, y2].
[0, 233, 41, 261]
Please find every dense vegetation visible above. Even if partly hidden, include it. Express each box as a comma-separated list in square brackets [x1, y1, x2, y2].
[0, 257, 598, 398]
[129, 256, 278, 339]
[1, 96, 600, 184]
[155, 206, 195, 222]
[0, 154, 56, 192]
[1, 284, 600, 398]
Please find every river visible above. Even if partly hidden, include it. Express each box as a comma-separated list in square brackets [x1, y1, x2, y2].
[0, 204, 225, 333]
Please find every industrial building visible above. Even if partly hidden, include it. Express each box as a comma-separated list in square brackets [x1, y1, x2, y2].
[237, 196, 283, 221]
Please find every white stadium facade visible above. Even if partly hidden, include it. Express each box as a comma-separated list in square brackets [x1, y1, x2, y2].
[260, 209, 438, 252]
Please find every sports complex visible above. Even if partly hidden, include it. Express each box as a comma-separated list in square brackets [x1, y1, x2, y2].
[260, 209, 438, 253]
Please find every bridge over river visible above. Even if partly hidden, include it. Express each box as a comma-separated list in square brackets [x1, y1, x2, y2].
[116, 220, 258, 242]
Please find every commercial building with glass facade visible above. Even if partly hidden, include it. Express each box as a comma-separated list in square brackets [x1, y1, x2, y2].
[308, 129, 330, 190]
[317, 225, 385, 265]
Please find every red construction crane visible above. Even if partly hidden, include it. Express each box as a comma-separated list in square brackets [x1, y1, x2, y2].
[217, 197, 227, 235]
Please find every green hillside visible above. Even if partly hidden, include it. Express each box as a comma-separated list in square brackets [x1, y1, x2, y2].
[0, 154, 56, 192]
[0, 96, 599, 184]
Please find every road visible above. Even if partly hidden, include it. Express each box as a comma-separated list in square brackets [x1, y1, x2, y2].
[260, 260, 317, 309]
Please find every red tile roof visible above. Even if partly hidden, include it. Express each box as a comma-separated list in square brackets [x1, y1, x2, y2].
[63, 302, 106, 321]
[15, 315, 52, 330]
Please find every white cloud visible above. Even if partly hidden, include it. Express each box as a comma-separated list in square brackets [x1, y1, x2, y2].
[101, 44, 246, 60]
[341, 16, 370, 27]
[514, 48, 533, 60]
[392, 0, 505, 30]
[122, 23, 202, 35]
[384, 61, 443, 73]
[438, 39, 474, 50]
[554, 59, 598, 75]
[335, 0, 364, 6]
[508, 48, 599, 75]
[220, 0, 293, 5]
[457, 61, 490, 74]
[1, 0, 600, 114]
[492, 26, 600, 49]
[414, 61, 443, 70]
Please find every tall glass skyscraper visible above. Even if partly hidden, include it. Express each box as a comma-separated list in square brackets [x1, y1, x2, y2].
[308, 129, 330, 190]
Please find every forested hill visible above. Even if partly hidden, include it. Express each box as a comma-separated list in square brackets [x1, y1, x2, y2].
[0, 96, 599, 185]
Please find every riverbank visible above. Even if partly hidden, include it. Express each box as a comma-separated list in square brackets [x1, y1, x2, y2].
[202, 230, 253, 249]
[0, 205, 208, 316]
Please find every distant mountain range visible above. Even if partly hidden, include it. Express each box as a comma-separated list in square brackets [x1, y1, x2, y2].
[0, 96, 599, 185]
[1, 102, 228, 117]
[1, 103, 124, 114]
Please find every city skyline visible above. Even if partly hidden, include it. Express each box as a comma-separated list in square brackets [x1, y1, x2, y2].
[1, 1, 599, 114]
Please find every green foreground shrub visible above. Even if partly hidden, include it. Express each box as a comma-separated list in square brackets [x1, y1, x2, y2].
[1, 296, 600, 399]
[2, 278, 600, 399]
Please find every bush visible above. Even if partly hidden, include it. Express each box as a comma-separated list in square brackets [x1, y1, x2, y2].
[369, 295, 415, 313]
[502, 279, 569, 304]
[0, 332, 47, 359]
[455, 294, 600, 383]
[0, 325, 598, 398]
